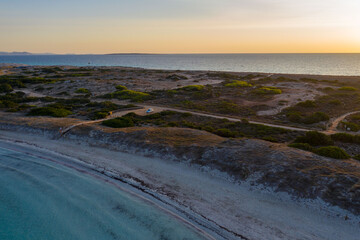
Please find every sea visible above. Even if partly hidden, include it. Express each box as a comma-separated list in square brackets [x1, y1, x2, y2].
[0, 145, 207, 240]
[0, 53, 360, 76]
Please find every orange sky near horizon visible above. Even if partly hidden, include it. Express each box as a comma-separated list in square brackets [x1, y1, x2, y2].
[1, 0, 359, 54]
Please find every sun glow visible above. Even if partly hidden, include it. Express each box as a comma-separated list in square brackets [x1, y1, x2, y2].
[0, 0, 359, 53]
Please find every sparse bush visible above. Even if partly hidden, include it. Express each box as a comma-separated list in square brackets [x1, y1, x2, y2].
[104, 90, 151, 102]
[115, 85, 127, 90]
[294, 131, 333, 146]
[331, 133, 360, 144]
[354, 155, 360, 161]
[287, 112, 302, 123]
[296, 100, 316, 108]
[339, 86, 357, 91]
[339, 121, 360, 132]
[302, 112, 329, 124]
[179, 85, 205, 91]
[215, 128, 237, 138]
[102, 117, 134, 128]
[27, 107, 72, 117]
[328, 99, 342, 105]
[92, 111, 109, 120]
[253, 86, 282, 95]
[288, 143, 314, 152]
[75, 88, 90, 94]
[315, 146, 350, 159]
[0, 83, 13, 93]
[224, 80, 252, 88]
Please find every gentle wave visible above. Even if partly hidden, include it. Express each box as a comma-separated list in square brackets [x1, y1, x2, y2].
[1, 53, 360, 76]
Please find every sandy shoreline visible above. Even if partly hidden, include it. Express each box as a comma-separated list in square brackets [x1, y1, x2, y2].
[0, 128, 359, 240]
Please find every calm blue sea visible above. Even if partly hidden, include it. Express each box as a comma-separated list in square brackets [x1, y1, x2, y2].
[0, 54, 359, 76]
[0, 146, 206, 240]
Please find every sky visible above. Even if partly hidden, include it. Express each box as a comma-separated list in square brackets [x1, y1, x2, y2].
[1, 0, 359, 54]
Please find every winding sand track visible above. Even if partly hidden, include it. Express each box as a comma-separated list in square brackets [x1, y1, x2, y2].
[324, 110, 360, 134]
[61, 104, 360, 136]
[60, 105, 310, 136]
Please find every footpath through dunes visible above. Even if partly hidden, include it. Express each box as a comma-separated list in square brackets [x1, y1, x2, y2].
[324, 110, 360, 134]
[0, 118, 360, 240]
[59, 105, 310, 137]
[60, 104, 359, 136]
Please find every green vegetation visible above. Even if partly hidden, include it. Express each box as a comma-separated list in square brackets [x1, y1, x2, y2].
[331, 133, 360, 144]
[354, 155, 360, 161]
[75, 88, 90, 94]
[294, 131, 334, 146]
[102, 117, 135, 128]
[315, 146, 350, 159]
[302, 112, 329, 124]
[27, 107, 72, 117]
[0, 83, 13, 93]
[224, 80, 252, 88]
[288, 143, 314, 152]
[287, 111, 329, 124]
[281, 90, 360, 125]
[101, 111, 299, 142]
[115, 85, 127, 90]
[339, 121, 360, 132]
[339, 86, 357, 91]
[296, 100, 316, 108]
[103, 89, 151, 102]
[252, 86, 282, 95]
[179, 85, 205, 91]
[289, 131, 355, 160]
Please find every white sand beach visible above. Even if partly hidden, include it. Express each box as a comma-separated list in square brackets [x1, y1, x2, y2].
[0, 128, 359, 240]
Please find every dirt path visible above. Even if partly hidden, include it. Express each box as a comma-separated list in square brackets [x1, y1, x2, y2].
[60, 107, 146, 136]
[61, 104, 310, 135]
[324, 111, 360, 134]
[61, 104, 360, 136]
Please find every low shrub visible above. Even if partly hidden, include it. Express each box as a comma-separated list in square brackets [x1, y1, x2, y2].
[339, 86, 357, 91]
[102, 117, 134, 128]
[224, 80, 252, 88]
[302, 112, 329, 124]
[0, 83, 13, 93]
[296, 100, 316, 108]
[253, 86, 282, 95]
[75, 88, 90, 94]
[27, 107, 72, 117]
[104, 90, 151, 102]
[179, 85, 205, 91]
[339, 121, 360, 132]
[287, 112, 302, 123]
[288, 143, 314, 152]
[294, 131, 333, 146]
[315, 146, 350, 159]
[354, 155, 360, 161]
[92, 111, 109, 120]
[115, 85, 127, 90]
[215, 128, 237, 138]
[331, 133, 360, 144]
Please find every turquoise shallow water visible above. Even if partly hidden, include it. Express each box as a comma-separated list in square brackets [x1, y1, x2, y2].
[0, 54, 360, 76]
[0, 146, 206, 240]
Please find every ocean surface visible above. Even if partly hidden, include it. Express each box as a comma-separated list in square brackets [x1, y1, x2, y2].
[0, 54, 360, 76]
[0, 146, 206, 240]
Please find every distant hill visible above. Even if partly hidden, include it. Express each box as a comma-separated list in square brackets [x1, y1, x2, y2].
[0, 52, 55, 55]
[105, 53, 156, 55]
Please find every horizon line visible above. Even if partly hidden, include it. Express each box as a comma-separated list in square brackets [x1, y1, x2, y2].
[1, 52, 360, 55]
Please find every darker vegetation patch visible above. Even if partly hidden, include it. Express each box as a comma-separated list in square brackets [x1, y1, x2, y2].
[289, 131, 355, 160]
[101, 110, 301, 142]
[27, 107, 73, 117]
